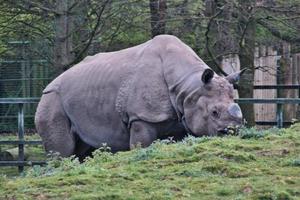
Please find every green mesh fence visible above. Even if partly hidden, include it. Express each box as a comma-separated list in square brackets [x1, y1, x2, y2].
[0, 41, 54, 132]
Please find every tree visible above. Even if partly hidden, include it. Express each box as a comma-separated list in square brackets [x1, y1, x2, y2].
[149, 0, 167, 37]
[237, 0, 256, 126]
[1, 0, 300, 129]
[203, 0, 300, 126]
[204, 0, 256, 126]
[0, 0, 113, 73]
[53, 0, 75, 73]
[204, 0, 237, 75]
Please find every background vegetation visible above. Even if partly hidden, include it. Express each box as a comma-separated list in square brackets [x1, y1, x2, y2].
[1, 0, 300, 128]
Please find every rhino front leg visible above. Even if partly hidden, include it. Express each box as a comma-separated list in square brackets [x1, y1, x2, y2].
[130, 121, 158, 149]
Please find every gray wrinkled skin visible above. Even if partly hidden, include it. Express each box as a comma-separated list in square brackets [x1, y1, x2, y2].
[35, 35, 243, 158]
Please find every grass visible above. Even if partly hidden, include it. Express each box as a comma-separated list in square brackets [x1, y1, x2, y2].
[0, 134, 46, 176]
[0, 125, 300, 200]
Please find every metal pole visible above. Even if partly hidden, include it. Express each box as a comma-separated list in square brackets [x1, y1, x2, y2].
[276, 104, 283, 128]
[18, 103, 24, 173]
[298, 87, 300, 118]
[275, 56, 284, 128]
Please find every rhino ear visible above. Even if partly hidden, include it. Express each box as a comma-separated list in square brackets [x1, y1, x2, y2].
[226, 68, 248, 84]
[201, 68, 214, 84]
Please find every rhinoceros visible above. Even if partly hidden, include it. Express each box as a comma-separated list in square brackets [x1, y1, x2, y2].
[35, 35, 243, 159]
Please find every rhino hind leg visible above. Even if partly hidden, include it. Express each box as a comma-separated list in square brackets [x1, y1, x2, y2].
[74, 134, 96, 162]
[35, 92, 75, 157]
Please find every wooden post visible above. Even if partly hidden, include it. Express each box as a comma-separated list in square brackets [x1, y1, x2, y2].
[18, 103, 24, 172]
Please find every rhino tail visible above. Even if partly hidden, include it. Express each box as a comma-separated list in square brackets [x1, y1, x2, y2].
[43, 75, 63, 94]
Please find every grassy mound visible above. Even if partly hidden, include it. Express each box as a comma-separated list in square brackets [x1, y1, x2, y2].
[0, 125, 300, 200]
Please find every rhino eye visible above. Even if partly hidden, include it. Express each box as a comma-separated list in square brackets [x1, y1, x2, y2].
[212, 110, 220, 119]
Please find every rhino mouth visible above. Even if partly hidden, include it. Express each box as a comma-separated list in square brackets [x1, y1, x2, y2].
[217, 125, 240, 136]
[217, 128, 229, 135]
[181, 116, 242, 137]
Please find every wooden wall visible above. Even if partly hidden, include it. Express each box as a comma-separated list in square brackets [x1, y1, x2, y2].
[253, 46, 277, 123]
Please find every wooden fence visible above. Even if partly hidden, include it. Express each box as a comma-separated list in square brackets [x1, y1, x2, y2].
[222, 45, 300, 123]
[1, 94, 300, 172]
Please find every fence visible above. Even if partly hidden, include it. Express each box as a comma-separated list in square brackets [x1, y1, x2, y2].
[0, 98, 45, 173]
[0, 41, 53, 132]
[222, 44, 300, 123]
[235, 97, 300, 128]
[241, 84, 300, 127]
[1, 93, 300, 172]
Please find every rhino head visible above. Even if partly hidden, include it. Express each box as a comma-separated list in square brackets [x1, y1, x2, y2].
[182, 69, 244, 136]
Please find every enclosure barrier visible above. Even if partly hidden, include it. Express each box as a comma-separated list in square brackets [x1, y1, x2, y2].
[235, 98, 300, 128]
[238, 84, 300, 127]
[0, 98, 45, 172]
[0, 89, 300, 172]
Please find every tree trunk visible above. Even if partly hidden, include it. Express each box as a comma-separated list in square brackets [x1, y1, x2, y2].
[238, 53, 255, 127]
[278, 42, 295, 122]
[204, 0, 237, 74]
[72, 1, 90, 61]
[53, 0, 75, 74]
[204, 0, 220, 73]
[149, 0, 167, 38]
[237, 1, 256, 127]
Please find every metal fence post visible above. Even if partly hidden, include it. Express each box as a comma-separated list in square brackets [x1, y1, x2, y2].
[18, 103, 24, 172]
[276, 103, 283, 128]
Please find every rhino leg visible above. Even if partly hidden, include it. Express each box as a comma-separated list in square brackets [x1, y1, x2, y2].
[35, 92, 75, 157]
[129, 121, 158, 149]
[74, 135, 95, 162]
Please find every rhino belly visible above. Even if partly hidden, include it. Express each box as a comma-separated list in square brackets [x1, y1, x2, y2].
[62, 93, 130, 150]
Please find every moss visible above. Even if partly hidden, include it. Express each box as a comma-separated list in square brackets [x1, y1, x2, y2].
[216, 187, 233, 196]
[254, 190, 293, 200]
[287, 158, 300, 167]
[218, 150, 256, 162]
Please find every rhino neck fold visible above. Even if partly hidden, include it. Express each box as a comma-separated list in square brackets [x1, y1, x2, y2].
[151, 36, 210, 122]
[164, 68, 205, 120]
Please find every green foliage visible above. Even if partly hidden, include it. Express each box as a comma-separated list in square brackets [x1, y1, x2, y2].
[286, 158, 300, 167]
[84, 144, 114, 166]
[255, 25, 277, 45]
[238, 126, 282, 139]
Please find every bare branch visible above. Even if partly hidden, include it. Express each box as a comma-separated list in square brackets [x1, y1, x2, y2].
[63, 0, 112, 68]
[205, 5, 228, 76]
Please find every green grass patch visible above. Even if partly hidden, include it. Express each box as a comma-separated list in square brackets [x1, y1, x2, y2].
[0, 134, 46, 176]
[0, 125, 300, 199]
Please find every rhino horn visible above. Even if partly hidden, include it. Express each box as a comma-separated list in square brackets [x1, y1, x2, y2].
[226, 68, 248, 84]
[201, 68, 214, 84]
[228, 103, 242, 119]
